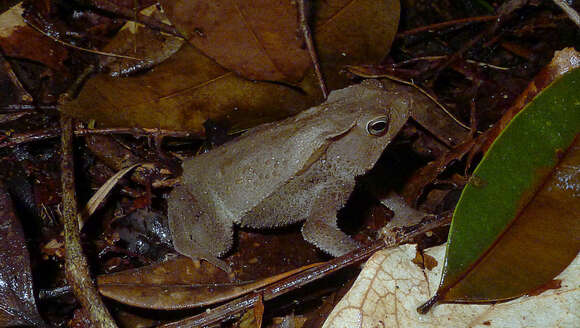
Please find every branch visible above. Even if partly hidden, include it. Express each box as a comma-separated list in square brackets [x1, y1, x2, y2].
[60, 114, 117, 327]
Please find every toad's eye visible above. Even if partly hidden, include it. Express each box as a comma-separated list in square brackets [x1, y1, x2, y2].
[366, 116, 389, 136]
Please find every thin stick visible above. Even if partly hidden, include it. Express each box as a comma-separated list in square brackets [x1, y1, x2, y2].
[396, 15, 498, 38]
[345, 68, 472, 132]
[60, 115, 118, 328]
[160, 215, 451, 328]
[393, 55, 510, 71]
[60, 65, 96, 101]
[0, 50, 33, 103]
[298, 0, 328, 99]
[26, 20, 143, 61]
[89, 0, 183, 37]
[0, 127, 197, 149]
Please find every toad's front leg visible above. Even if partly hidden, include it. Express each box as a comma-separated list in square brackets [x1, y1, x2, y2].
[167, 184, 232, 272]
[301, 189, 360, 257]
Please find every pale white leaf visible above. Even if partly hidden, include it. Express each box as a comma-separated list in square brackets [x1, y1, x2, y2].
[323, 244, 579, 328]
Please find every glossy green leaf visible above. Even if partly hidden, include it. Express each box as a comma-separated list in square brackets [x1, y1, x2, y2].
[431, 68, 580, 305]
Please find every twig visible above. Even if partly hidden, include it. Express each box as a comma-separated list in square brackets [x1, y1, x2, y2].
[297, 0, 328, 99]
[0, 127, 197, 149]
[0, 111, 34, 124]
[396, 15, 498, 38]
[160, 215, 451, 327]
[25, 20, 143, 61]
[0, 49, 33, 103]
[0, 128, 60, 149]
[89, 0, 183, 37]
[60, 115, 118, 328]
[429, 0, 529, 85]
[60, 65, 96, 101]
[552, 0, 580, 27]
[0, 104, 57, 112]
[393, 55, 510, 71]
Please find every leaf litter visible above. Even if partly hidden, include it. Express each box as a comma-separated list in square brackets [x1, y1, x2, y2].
[0, 0, 579, 326]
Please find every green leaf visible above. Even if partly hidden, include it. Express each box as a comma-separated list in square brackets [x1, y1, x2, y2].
[428, 68, 580, 306]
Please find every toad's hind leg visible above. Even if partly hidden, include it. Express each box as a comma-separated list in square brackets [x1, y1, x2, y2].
[167, 184, 232, 272]
[301, 190, 360, 257]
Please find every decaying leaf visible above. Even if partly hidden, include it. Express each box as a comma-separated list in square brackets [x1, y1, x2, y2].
[97, 257, 321, 310]
[323, 244, 579, 328]
[59, 0, 400, 134]
[425, 68, 580, 306]
[0, 3, 68, 71]
[160, 0, 311, 82]
[0, 186, 46, 327]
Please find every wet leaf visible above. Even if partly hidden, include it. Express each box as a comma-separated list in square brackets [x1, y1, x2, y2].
[323, 244, 579, 328]
[97, 258, 320, 310]
[429, 68, 580, 304]
[0, 3, 68, 71]
[0, 186, 46, 327]
[160, 0, 311, 83]
[60, 0, 400, 134]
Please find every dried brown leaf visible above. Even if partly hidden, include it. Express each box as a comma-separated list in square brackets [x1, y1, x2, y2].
[60, 0, 400, 133]
[99, 5, 185, 76]
[60, 43, 312, 134]
[161, 0, 311, 82]
[98, 259, 321, 310]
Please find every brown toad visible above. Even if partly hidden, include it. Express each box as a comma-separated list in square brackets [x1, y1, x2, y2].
[168, 80, 412, 270]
